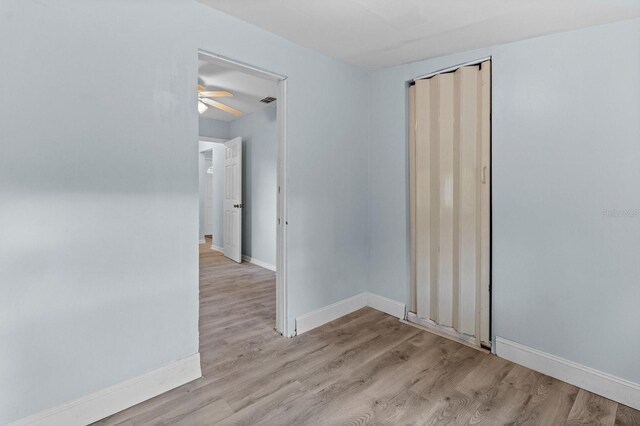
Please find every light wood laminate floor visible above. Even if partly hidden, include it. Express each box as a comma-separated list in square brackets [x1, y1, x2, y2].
[96, 242, 640, 425]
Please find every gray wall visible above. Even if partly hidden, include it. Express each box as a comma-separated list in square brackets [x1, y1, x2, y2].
[367, 18, 640, 385]
[199, 117, 230, 139]
[0, 0, 369, 423]
[230, 105, 278, 266]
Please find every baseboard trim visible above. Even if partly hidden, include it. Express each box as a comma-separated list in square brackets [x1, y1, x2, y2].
[296, 293, 368, 335]
[496, 337, 640, 410]
[366, 292, 406, 319]
[295, 292, 406, 335]
[241, 255, 276, 272]
[9, 353, 202, 426]
[206, 249, 274, 271]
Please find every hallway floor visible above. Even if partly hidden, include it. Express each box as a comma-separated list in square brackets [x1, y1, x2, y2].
[95, 242, 640, 425]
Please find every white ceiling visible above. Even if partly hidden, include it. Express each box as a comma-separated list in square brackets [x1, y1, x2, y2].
[199, 0, 640, 69]
[198, 60, 278, 122]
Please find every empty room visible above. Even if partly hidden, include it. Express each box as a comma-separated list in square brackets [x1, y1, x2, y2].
[1, 1, 639, 425]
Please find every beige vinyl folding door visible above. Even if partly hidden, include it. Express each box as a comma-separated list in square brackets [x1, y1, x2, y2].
[409, 61, 491, 348]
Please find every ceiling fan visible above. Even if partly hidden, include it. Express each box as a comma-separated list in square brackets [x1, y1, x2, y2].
[198, 85, 243, 117]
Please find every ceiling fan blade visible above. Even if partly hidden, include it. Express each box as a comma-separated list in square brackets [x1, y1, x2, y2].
[199, 91, 233, 98]
[200, 98, 242, 116]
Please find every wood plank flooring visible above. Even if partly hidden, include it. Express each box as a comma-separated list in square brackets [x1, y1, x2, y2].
[95, 242, 640, 425]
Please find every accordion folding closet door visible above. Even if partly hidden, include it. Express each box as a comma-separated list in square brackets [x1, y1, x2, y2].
[409, 61, 491, 349]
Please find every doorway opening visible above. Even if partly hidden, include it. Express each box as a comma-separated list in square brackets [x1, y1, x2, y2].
[197, 50, 289, 336]
[408, 58, 492, 350]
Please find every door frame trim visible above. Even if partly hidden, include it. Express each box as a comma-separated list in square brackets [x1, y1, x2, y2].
[198, 49, 290, 337]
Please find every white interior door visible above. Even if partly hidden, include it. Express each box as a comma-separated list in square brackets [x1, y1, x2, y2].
[223, 137, 242, 263]
[410, 61, 491, 348]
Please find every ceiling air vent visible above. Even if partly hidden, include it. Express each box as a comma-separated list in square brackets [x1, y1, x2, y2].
[260, 96, 277, 104]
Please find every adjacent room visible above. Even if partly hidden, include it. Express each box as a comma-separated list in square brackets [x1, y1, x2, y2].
[1, 1, 639, 425]
[197, 56, 278, 268]
[197, 54, 281, 338]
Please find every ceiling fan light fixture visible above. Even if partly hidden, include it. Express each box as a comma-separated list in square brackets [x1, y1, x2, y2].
[200, 98, 243, 117]
[198, 101, 208, 114]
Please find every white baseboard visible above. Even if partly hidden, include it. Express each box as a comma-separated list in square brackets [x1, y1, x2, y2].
[241, 255, 276, 272]
[296, 293, 368, 335]
[295, 292, 406, 335]
[496, 337, 640, 410]
[9, 353, 202, 426]
[366, 292, 406, 319]
[206, 249, 274, 271]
